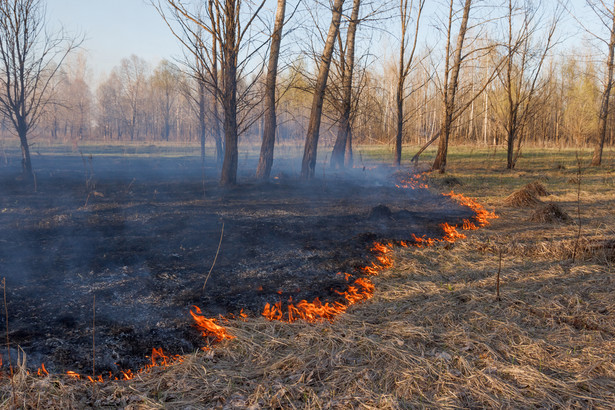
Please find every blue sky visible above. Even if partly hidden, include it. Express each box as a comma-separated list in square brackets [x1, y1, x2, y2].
[46, 0, 180, 80]
[45, 0, 600, 85]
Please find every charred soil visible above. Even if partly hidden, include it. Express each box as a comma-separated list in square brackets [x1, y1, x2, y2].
[0, 154, 472, 376]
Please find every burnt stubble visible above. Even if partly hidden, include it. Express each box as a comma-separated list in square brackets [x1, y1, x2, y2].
[0, 152, 472, 376]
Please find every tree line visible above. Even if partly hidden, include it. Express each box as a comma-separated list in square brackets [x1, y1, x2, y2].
[1, 0, 614, 185]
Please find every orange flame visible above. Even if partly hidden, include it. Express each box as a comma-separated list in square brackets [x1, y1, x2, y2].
[66, 371, 81, 379]
[411, 234, 436, 248]
[38, 182, 498, 385]
[37, 363, 48, 377]
[395, 173, 429, 189]
[440, 222, 467, 242]
[262, 277, 375, 323]
[444, 191, 498, 228]
[190, 306, 235, 342]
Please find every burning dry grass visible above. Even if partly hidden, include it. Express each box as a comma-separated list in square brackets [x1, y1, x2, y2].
[2, 148, 615, 408]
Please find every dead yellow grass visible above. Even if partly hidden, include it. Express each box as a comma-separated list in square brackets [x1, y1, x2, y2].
[1, 148, 614, 408]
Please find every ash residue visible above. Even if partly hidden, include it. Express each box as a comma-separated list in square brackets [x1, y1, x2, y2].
[0, 154, 474, 376]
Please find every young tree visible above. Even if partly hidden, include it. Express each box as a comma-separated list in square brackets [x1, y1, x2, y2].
[497, 0, 560, 169]
[587, 0, 615, 166]
[301, 0, 345, 179]
[330, 0, 361, 169]
[0, 0, 80, 177]
[155, 0, 267, 186]
[117, 55, 149, 141]
[256, 0, 287, 180]
[393, 0, 425, 167]
[151, 60, 181, 141]
[432, 0, 473, 172]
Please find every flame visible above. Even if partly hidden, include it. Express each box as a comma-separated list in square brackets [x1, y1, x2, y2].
[411, 234, 436, 248]
[337, 272, 352, 281]
[121, 369, 134, 380]
[261, 242, 392, 323]
[37, 363, 48, 377]
[440, 222, 467, 242]
[444, 191, 498, 227]
[262, 277, 376, 323]
[33, 178, 499, 385]
[395, 173, 429, 189]
[66, 371, 81, 379]
[190, 306, 235, 342]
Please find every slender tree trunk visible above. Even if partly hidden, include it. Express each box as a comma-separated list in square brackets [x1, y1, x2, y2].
[301, 0, 345, 179]
[592, 6, 615, 166]
[210, 3, 224, 167]
[199, 79, 207, 163]
[394, 79, 404, 166]
[432, 0, 472, 173]
[256, 0, 287, 179]
[331, 0, 361, 170]
[220, 0, 239, 186]
[18, 122, 32, 177]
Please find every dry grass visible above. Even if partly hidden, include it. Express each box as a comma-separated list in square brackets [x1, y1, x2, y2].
[501, 187, 542, 207]
[524, 181, 550, 197]
[2, 147, 615, 408]
[528, 203, 572, 224]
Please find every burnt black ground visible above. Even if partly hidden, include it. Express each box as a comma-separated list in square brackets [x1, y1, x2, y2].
[0, 151, 473, 376]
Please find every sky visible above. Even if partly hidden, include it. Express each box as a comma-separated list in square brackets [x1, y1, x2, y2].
[46, 0, 180, 81]
[45, 0, 601, 86]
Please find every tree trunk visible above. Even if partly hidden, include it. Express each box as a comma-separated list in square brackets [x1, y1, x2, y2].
[210, 2, 224, 168]
[219, 0, 239, 186]
[18, 121, 32, 177]
[256, 0, 287, 179]
[432, 0, 472, 173]
[199, 79, 207, 163]
[592, 5, 615, 166]
[331, 0, 361, 170]
[301, 0, 345, 179]
[394, 80, 404, 166]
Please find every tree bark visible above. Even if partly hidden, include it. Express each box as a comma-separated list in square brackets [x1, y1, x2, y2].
[432, 0, 472, 173]
[219, 0, 239, 186]
[199, 79, 207, 162]
[331, 0, 360, 170]
[592, 2, 615, 166]
[301, 0, 345, 179]
[256, 0, 287, 179]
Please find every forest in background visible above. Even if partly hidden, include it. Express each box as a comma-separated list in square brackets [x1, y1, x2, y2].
[1, 0, 614, 178]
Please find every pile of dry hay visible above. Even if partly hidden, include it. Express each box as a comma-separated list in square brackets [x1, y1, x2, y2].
[528, 202, 572, 224]
[502, 181, 549, 207]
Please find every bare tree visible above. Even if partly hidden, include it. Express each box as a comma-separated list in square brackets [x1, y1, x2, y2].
[0, 0, 80, 177]
[117, 55, 149, 141]
[393, 0, 424, 167]
[497, 0, 560, 169]
[256, 0, 287, 180]
[154, 0, 267, 186]
[330, 0, 361, 169]
[586, 0, 615, 166]
[301, 0, 345, 179]
[432, 0, 473, 172]
[151, 60, 180, 141]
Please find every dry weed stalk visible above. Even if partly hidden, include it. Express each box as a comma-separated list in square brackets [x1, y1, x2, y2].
[2, 278, 15, 406]
[496, 248, 502, 301]
[202, 221, 225, 292]
[92, 294, 96, 379]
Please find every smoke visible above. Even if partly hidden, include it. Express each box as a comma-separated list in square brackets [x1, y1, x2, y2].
[0, 145, 473, 374]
